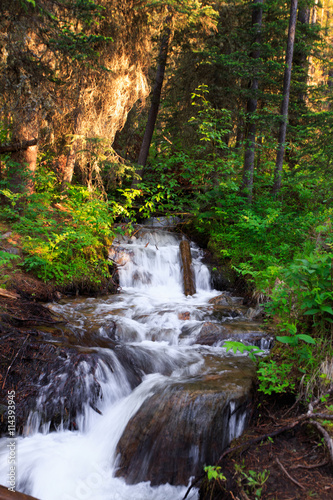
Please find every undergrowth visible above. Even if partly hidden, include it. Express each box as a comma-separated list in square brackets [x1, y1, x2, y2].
[0, 166, 127, 290]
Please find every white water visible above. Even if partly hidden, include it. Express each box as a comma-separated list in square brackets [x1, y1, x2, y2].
[0, 228, 255, 500]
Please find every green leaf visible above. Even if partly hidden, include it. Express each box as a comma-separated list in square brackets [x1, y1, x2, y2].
[276, 336, 296, 344]
[320, 305, 333, 315]
[303, 309, 320, 315]
[296, 334, 316, 344]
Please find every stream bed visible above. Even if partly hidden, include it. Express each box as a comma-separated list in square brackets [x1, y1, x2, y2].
[0, 227, 269, 500]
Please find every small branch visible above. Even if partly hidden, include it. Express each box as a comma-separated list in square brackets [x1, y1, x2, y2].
[0, 289, 20, 300]
[0, 138, 38, 154]
[2, 334, 30, 389]
[276, 458, 305, 490]
[290, 460, 328, 470]
[311, 413, 333, 420]
[309, 420, 333, 466]
[239, 490, 251, 500]
[308, 390, 333, 413]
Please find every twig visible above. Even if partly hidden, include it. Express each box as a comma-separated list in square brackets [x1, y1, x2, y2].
[182, 474, 204, 500]
[6, 314, 65, 325]
[239, 490, 251, 500]
[2, 334, 30, 389]
[311, 413, 333, 420]
[308, 390, 333, 414]
[309, 420, 333, 466]
[0, 289, 20, 300]
[290, 460, 328, 470]
[276, 458, 305, 490]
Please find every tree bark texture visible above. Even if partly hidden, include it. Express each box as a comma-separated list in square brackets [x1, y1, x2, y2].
[179, 240, 196, 296]
[7, 90, 40, 194]
[61, 82, 82, 189]
[11, 120, 39, 194]
[272, 0, 298, 195]
[241, 0, 263, 202]
[133, 21, 171, 187]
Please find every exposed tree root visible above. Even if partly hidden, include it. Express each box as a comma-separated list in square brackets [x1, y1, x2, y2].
[276, 457, 305, 490]
[309, 420, 333, 468]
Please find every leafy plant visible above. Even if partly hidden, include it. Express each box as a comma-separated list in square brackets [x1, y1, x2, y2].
[224, 341, 264, 362]
[234, 463, 270, 499]
[0, 250, 20, 267]
[257, 360, 295, 395]
[204, 465, 226, 482]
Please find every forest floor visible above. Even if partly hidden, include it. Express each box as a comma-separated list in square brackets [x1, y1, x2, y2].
[198, 392, 333, 500]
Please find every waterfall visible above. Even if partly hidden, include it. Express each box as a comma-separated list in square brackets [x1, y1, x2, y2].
[0, 227, 263, 500]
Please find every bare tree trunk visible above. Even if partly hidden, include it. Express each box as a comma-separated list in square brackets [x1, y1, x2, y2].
[11, 118, 39, 194]
[284, 4, 310, 169]
[240, 0, 263, 203]
[132, 21, 171, 187]
[272, 0, 298, 196]
[61, 82, 82, 189]
[62, 149, 76, 187]
[235, 115, 244, 151]
[294, 5, 310, 107]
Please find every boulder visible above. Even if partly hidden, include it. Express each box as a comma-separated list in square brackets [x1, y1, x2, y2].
[195, 322, 230, 346]
[115, 356, 255, 486]
[208, 293, 233, 306]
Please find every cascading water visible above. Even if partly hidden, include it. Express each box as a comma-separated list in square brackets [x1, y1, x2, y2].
[0, 227, 265, 500]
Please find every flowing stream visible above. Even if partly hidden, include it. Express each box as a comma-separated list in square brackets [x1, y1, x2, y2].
[0, 227, 265, 500]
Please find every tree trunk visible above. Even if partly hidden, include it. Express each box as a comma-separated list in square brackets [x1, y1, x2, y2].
[61, 82, 82, 190]
[272, 0, 298, 196]
[240, 0, 263, 202]
[10, 119, 39, 194]
[132, 21, 171, 187]
[284, 4, 310, 169]
[61, 148, 76, 190]
[179, 240, 196, 296]
[294, 5, 310, 108]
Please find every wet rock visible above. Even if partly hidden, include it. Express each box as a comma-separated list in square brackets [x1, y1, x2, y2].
[208, 293, 234, 306]
[116, 357, 255, 486]
[132, 270, 152, 284]
[221, 322, 272, 348]
[108, 246, 133, 266]
[210, 304, 246, 321]
[195, 322, 230, 346]
[246, 306, 264, 320]
[195, 321, 270, 348]
[178, 312, 190, 320]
